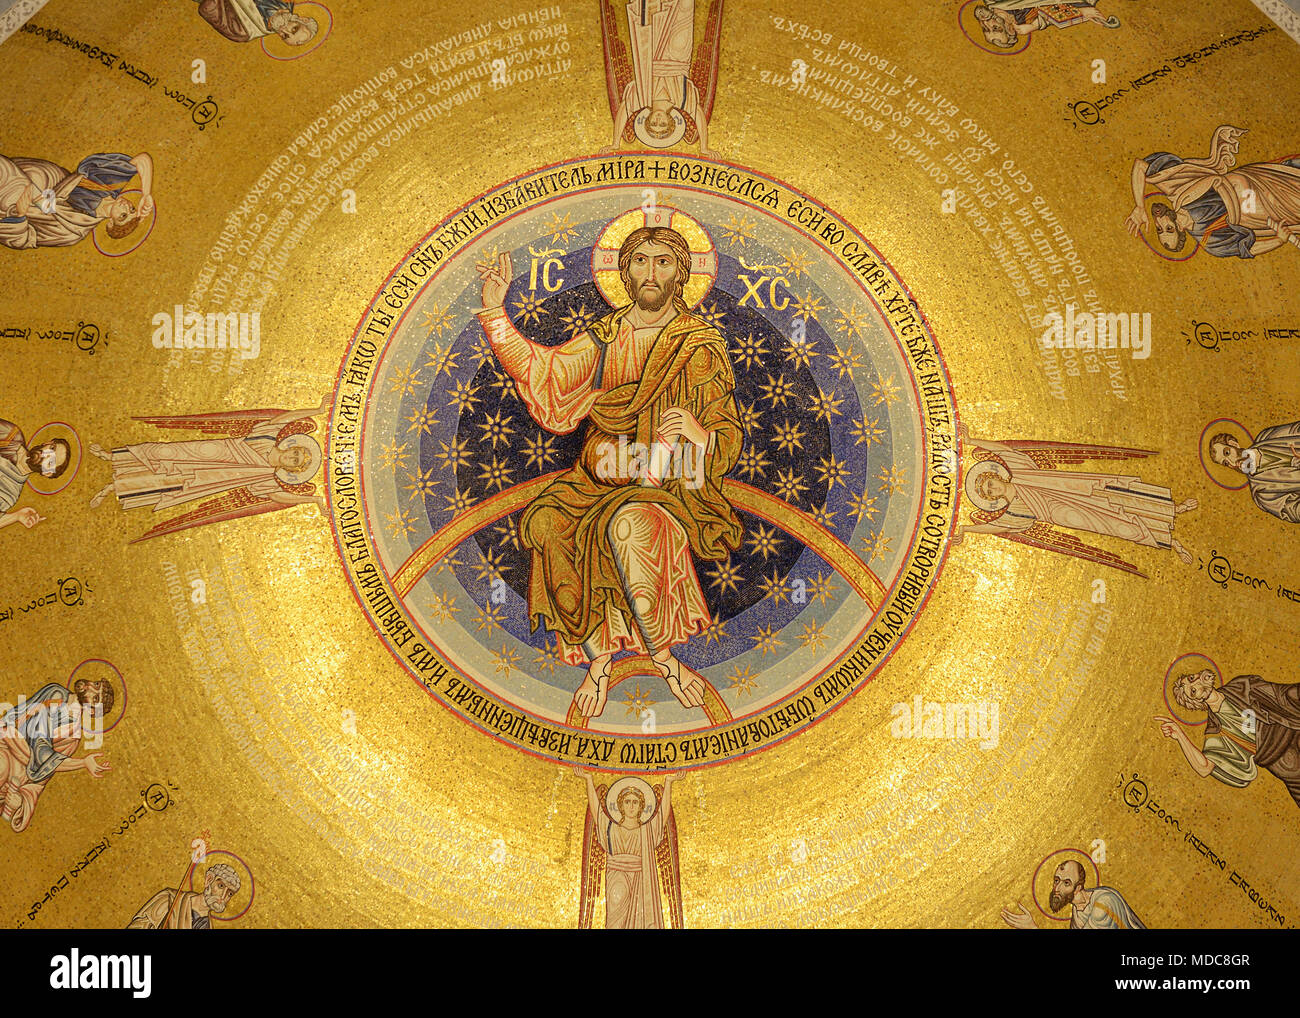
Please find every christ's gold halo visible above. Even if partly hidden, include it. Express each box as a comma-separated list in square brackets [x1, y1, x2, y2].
[606, 776, 656, 822]
[592, 205, 717, 310]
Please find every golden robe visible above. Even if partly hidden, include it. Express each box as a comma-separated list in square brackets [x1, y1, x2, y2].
[477, 299, 743, 663]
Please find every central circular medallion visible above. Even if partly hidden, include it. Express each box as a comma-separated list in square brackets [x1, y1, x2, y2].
[327, 154, 959, 771]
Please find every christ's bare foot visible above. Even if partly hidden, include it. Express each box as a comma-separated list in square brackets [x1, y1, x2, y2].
[1172, 538, 1192, 565]
[89, 484, 112, 509]
[653, 653, 706, 710]
[574, 656, 612, 718]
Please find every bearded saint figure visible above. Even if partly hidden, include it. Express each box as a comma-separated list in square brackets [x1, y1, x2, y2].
[476, 225, 742, 719]
[0, 418, 72, 533]
[128, 862, 241, 929]
[1125, 125, 1300, 259]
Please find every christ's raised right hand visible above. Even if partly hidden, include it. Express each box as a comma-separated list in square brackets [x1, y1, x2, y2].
[478, 252, 512, 309]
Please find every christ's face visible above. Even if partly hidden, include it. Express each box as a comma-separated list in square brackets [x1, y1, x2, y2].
[1048, 864, 1083, 912]
[627, 242, 680, 312]
[204, 875, 236, 913]
[1210, 438, 1243, 470]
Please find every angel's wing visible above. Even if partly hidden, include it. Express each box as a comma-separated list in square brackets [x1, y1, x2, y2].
[974, 514, 1146, 578]
[577, 783, 609, 930]
[975, 439, 1156, 471]
[600, 0, 634, 120]
[128, 483, 315, 544]
[689, 0, 724, 127]
[132, 409, 293, 439]
[654, 794, 684, 930]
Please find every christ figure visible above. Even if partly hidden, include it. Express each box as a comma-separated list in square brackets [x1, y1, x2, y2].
[475, 225, 742, 718]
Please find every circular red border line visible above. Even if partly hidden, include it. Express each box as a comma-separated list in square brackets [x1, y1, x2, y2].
[325, 152, 962, 772]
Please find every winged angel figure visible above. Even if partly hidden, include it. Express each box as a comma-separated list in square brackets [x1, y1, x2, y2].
[576, 767, 684, 929]
[953, 426, 1197, 577]
[600, 0, 724, 156]
[88, 401, 327, 543]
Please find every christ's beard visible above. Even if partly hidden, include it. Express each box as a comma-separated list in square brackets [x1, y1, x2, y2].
[1049, 890, 1070, 913]
[634, 283, 673, 313]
